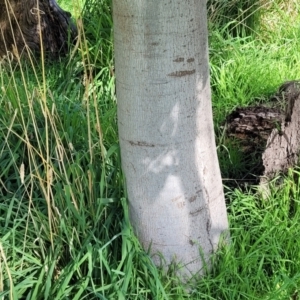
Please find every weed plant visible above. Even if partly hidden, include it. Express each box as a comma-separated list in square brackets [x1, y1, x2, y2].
[1, 0, 300, 299]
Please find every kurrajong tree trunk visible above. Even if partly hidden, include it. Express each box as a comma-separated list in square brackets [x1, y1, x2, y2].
[113, 0, 229, 277]
[0, 0, 77, 59]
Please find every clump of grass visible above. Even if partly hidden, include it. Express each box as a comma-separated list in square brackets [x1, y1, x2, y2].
[259, 0, 300, 42]
[210, 33, 300, 125]
[207, 0, 300, 38]
[207, 0, 262, 36]
[189, 170, 300, 299]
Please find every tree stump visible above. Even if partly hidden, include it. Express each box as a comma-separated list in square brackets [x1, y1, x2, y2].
[226, 80, 300, 184]
[0, 0, 77, 59]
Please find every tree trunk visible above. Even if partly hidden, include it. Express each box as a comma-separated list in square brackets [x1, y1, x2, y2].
[0, 0, 77, 59]
[113, 0, 229, 276]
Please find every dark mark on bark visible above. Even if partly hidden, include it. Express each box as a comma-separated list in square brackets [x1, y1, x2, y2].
[187, 58, 195, 63]
[189, 239, 195, 246]
[171, 195, 182, 202]
[190, 206, 205, 216]
[206, 219, 211, 232]
[206, 219, 214, 249]
[189, 195, 197, 203]
[167, 69, 195, 77]
[173, 57, 184, 62]
[128, 140, 155, 147]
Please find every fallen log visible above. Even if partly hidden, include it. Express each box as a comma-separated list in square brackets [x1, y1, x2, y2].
[0, 0, 77, 59]
[226, 80, 300, 184]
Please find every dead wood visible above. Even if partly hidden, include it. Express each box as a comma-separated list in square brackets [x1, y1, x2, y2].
[0, 0, 77, 59]
[226, 80, 300, 183]
[263, 83, 300, 177]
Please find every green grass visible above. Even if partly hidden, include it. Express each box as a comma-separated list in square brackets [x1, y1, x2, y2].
[1, 0, 300, 299]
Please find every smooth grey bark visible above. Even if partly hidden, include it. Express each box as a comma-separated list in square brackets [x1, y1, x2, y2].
[113, 0, 229, 276]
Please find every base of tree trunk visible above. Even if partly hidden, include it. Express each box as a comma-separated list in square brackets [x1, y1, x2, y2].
[226, 80, 300, 186]
[0, 0, 77, 60]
